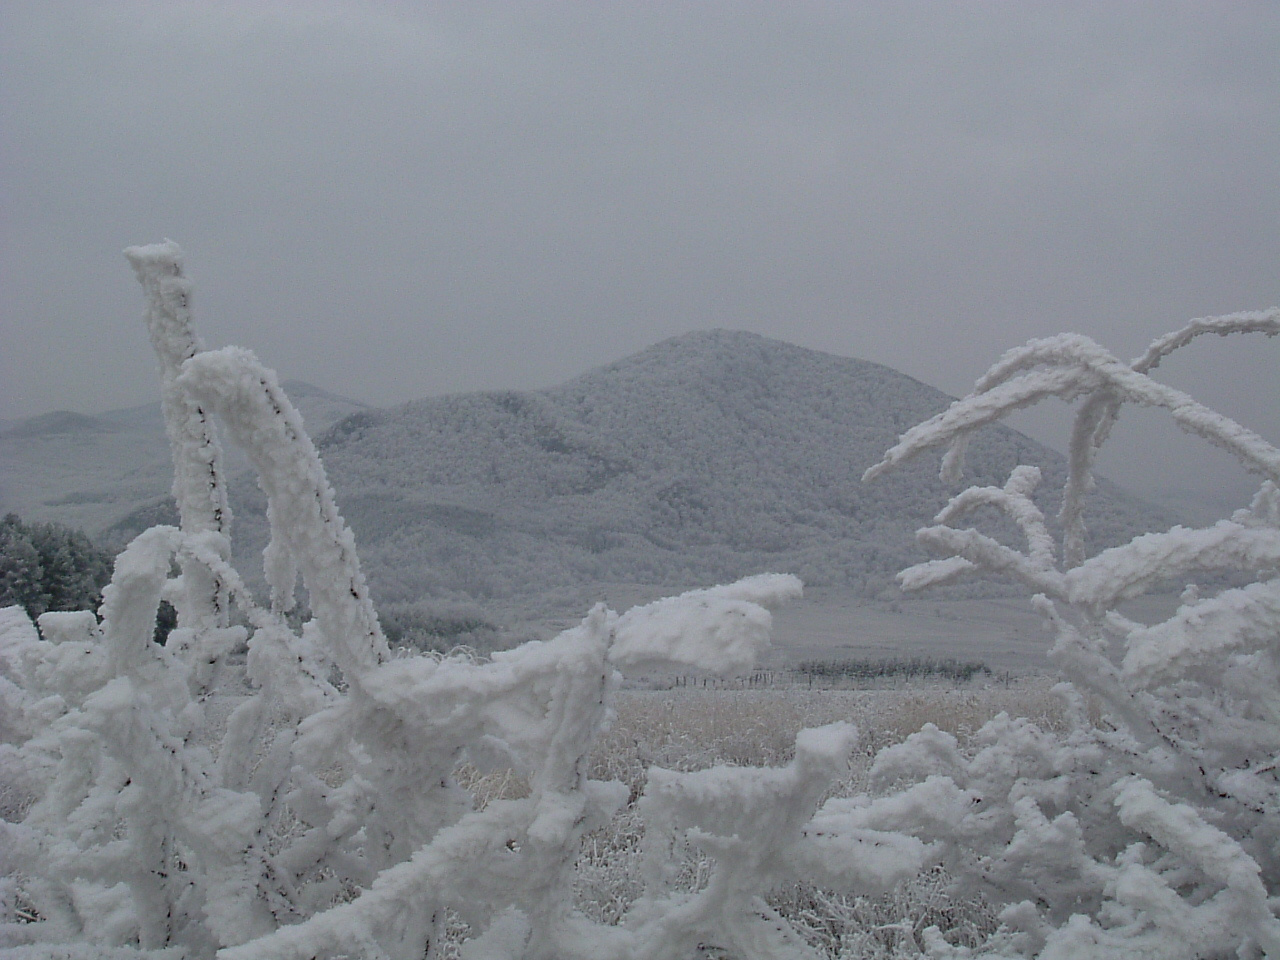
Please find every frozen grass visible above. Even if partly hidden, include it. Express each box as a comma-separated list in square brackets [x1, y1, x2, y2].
[770, 871, 1000, 959]
[591, 678, 1067, 792]
[561, 678, 1062, 957]
[443, 679, 1062, 955]
[328, 676, 1062, 955]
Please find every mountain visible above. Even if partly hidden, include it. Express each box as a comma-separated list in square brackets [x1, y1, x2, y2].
[299, 331, 1169, 612]
[3, 410, 119, 438]
[1, 334, 1173, 625]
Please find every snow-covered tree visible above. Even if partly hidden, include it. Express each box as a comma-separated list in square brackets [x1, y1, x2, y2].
[862, 313, 1280, 957]
[0, 517, 46, 619]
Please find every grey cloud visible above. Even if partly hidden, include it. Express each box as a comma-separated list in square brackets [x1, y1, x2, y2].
[2, 1, 1278, 507]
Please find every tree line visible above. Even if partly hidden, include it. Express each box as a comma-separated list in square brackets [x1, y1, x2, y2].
[0, 512, 113, 619]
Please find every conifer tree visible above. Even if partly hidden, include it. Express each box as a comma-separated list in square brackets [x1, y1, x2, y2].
[0, 514, 46, 617]
[0, 514, 113, 619]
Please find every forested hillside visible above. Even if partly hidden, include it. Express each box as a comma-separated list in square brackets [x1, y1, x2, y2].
[305, 330, 1168, 607]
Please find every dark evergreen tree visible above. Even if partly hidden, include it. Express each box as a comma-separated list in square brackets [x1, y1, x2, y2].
[0, 513, 113, 619]
[0, 514, 47, 617]
[26, 519, 114, 614]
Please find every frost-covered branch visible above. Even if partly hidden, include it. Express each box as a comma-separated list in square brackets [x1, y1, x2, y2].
[865, 318, 1280, 581]
[4, 243, 876, 960]
[867, 332, 1280, 491]
[863, 310, 1280, 959]
[1130, 307, 1280, 374]
[898, 466, 1064, 597]
[175, 347, 388, 677]
[125, 241, 232, 632]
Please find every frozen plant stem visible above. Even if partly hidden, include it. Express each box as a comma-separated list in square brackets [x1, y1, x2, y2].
[864, 312, 1280, 958]
[0, 243, 894, 960]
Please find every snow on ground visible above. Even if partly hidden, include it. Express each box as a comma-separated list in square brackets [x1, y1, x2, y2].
[770, 588, 1182, 672]
[497, 586, 1180, 675]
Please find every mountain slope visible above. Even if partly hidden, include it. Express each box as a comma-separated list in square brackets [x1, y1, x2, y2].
[306, 330, 1170, 607]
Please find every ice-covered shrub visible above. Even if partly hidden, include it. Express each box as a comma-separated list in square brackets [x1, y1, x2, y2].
[0, 243, 917, 959]
[863, 312, 1280, 957]
[7, 242, 1276, 958]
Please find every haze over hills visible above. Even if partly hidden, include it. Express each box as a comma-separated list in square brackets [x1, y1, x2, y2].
[0, 381, 368, 539]
[2, 332, 1173, 630]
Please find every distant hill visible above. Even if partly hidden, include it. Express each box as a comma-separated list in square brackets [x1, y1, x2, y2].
[0, 336, 1174, 621]
[301, 331, 1170, 609]
[2, 410, 119, 438]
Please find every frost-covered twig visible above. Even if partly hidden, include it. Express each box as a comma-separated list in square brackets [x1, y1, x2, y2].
[5, 243, 877, 960]
[1130, 308, 1280, 374]
[125, 241, 232, 632]
[175, 347, 388, 676]
[864, 310, 1280, 959]
[864, 318, 1280, 586]
[898, 466, 1064, 597]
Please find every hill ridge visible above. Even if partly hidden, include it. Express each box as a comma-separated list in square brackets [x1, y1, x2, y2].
[307, 332, 1170, 608]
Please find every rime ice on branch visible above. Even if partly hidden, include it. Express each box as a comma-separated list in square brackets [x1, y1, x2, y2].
[864, 312, 1280, 958]
[125, 242, 232, 633]
[0, 244, 888, 960]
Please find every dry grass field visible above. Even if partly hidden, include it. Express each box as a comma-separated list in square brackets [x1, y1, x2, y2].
[457, 677, 1066, 957]
[594, 679, 1066, 789]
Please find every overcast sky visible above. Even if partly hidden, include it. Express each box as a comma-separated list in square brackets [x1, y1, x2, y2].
[3, 2, 1278, 510]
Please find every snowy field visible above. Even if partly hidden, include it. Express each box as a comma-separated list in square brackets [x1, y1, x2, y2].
[766, 590, 1051, 673]
[766, 588, 1182, 673]
[509, 586, 1183, 675]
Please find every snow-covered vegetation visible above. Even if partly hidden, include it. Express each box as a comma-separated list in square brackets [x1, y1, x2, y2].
[860, 311, 1280, 957]
[0, 244, 899, 959]
[1, 243, 1277, 957]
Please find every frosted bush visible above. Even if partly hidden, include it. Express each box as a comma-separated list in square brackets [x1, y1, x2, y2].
[3, 242, 1276, 957]
[0, 243, 916, 960]
[863, 311, 1280, 958]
